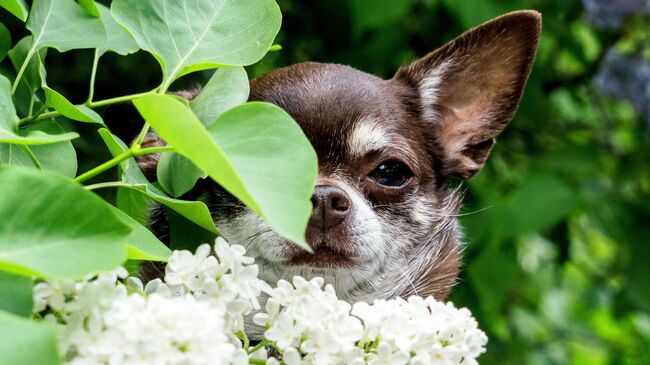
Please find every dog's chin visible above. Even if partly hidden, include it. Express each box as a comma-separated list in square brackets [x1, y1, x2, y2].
[288, 247, 356, 269]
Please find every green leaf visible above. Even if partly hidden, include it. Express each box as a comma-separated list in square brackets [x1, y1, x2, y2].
[116, 187, 151, 225]
[134, 95, 317, 248]
[157, 66, 249, 197]
[0, 271, 33, 317]
[98, 128, 218, 233]
[0, 122, 78, 178]
[44, 87, 103, 123]
[27, 0, 105, 52]
[77, 0, 99, 17]
[0, 166, 130, 278]
[0, 22, 10, 62]
[0, 0, 29, 21]
[109, 205, 170, 261]
[96, 3, 138, 56]
[192, 67, 250, 126]
[0, 311, 60, 365]
[111, 0, 281, 89]
[8, 36, 47, 93]
[0, 76, 79, 144]
[157, 152, 204, 198]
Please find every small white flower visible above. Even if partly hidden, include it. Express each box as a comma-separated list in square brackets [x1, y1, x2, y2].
[33, 279, 75, 312]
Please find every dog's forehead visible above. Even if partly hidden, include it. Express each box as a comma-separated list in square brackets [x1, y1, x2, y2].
[249, 62, 413, 164]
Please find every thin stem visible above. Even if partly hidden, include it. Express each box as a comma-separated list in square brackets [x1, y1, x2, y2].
[18, 90, 155, 126]
[248, 340, 271, 354]
[27, 94, 35, 117]
[86, 50, 101, 104]
[133, 146, 174, 156]
[237, 330, 250, 351]
[133, 122, 151, 147]
[19, 145, 42, 169]
[84, 181, 128, 190]
[74, 146, 174, 184]
[248, 359, 266, 365]
[74, 150, 133, 183]
[11, 46, 36, 95]
[86, 90, 154, 108]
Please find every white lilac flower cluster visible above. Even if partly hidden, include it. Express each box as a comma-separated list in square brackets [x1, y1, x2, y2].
[32, 238, 487, 365]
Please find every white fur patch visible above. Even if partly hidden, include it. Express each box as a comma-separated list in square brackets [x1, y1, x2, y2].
[419, 61, 451, 122]
[348, 117, 392, 158]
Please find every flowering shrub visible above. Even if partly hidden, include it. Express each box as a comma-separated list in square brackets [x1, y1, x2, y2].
[33, 238, 487, 365]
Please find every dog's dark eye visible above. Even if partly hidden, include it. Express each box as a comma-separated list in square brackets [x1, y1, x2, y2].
[369, 161, 412, 187]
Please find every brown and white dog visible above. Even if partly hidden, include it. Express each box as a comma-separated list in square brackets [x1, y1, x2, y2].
[129, 10, 541, 303]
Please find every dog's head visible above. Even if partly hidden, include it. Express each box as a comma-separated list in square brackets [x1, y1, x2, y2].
[129, 11, 541, 302]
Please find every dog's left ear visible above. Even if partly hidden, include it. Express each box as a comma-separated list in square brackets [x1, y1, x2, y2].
[394, 10, 541, 179]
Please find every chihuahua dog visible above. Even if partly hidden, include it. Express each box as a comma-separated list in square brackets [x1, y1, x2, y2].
[120, 10, 541, 303]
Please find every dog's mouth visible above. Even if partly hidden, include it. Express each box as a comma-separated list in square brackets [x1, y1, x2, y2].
[288, 247, 355, 269]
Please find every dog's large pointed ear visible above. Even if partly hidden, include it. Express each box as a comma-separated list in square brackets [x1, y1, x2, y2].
[393, 10, 541, 179]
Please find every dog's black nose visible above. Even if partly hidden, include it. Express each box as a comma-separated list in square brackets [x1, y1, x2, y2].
[310, 185, 351, 229]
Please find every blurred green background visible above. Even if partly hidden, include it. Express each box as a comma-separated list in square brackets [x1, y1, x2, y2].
[2, 0, 649, 363]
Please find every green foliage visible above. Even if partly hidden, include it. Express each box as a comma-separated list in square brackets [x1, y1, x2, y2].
[0, 310, 60, 365]
[0, 0, 316, 361]
[0, 166, 130, 278]
[111, 0, 282, 91]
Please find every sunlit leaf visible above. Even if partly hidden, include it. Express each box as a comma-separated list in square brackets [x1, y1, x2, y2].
[111, 0, 281, 88]
[77, 0, 99, 17]
[158, 66, 249, 197]
[27, 0, 105, 52]
[0, 166, 130, 278]
[0, 0, 29, 21]
[134, 95, 317, 248]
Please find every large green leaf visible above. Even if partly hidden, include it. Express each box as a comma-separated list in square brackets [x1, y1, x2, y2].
[157, 66, 249, 197]
[109, 205, 171, 261]
[96, 3, 138, 56]
[27, 0, 105, 52]
[0, 76, 79, 144]
[0, 122, 78, 178]
[0, 0, 29, 21]
[0, 166, 130, 278]
[111, 0, 281, 88]
[98, 128, 218, 233]
[0, 271, 32, 317]
[134, 95, 317, 248]
[0, 311, 60, 365]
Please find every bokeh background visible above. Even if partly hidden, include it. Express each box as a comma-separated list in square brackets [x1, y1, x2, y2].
[2, 0, 649, 363]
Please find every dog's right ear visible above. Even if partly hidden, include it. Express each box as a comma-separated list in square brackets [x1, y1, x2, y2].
[104, 102, 164, 179]
[393, 10, 541, 180]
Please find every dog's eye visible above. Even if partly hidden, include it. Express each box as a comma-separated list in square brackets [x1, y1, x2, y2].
[369, 161, 412, 187]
